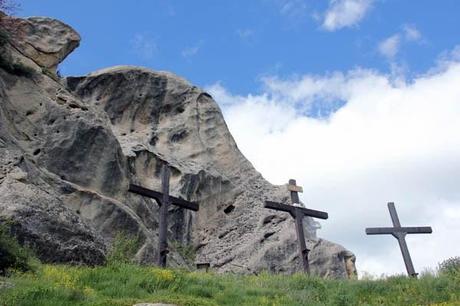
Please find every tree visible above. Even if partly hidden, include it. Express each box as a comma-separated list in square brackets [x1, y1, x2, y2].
[0, 0, 19, 15]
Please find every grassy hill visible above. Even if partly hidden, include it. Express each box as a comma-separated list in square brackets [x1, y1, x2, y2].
[1, 227, 459, 305]
[1, 263, 459, 306]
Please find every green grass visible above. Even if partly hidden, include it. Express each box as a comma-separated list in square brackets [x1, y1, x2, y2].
[0, 263, 459, 306]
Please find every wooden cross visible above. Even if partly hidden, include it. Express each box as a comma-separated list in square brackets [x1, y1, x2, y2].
[264, 179, 328, 274]
[128, 164, 199, 267]
[365, 202, 432, 277]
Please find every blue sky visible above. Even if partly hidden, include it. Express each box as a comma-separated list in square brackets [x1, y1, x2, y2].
[18, 0, 460, 95]
[16, 1, 460, 276]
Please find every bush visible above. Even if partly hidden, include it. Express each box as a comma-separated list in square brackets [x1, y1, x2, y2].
[0, 0, 20, 15]
[0, 222, 35, 275]
[438, 257, 460, 277]
[0, 27, 8, 46]
[0, 24, 35, 77]
[171, 240, 196, 264]
[106, 232, 142, 265]
[0, 54, 35, 77]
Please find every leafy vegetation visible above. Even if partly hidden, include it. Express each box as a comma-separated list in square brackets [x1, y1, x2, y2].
[0, 54, 35, 77]
[438, 256, 460, 278]
[1, 226, 458, 305]
[0, 30, 35, 78]
[0, 27, 8, 46]
[171, 240, 196, 265]
[0, 0, 20, 15]
[0, 222, 36, 276]
[106, 232, 143, 265]
[0, 7, 36, 78]
[0, 262, 458, 306]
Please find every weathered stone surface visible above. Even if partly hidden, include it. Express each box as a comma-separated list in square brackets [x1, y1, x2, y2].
[1, 15, 80, 71]
[309, 239, 357, 279]
[0, 15, 356, 277]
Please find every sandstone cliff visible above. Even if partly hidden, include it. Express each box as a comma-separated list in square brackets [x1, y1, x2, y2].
[0, 15, 356, 278]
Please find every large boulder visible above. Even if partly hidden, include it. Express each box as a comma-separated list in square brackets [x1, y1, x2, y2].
[0, 15, 80, 71]
[0, 15, 356, 277]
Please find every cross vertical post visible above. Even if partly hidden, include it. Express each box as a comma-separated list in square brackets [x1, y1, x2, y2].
[365, 202, 432, 278]
[290, 179, 310, 273]
[388, 202, 416, 277]
[128, 164, 199, 268]
[158, 164, 170, 267]
[264, 179, 328, 274]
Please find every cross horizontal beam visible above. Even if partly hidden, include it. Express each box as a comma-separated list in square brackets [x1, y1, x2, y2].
[129, 184, 199, 211]
[264, 201, 328, 220]
[366, 226, 432, 235]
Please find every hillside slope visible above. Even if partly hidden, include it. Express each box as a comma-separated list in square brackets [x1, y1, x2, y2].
[0, 14, 355, 278]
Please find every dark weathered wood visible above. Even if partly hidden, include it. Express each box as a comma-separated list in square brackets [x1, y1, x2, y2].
[365, 202, 433, 278]
[397, 233, 416, 277]
[264, 179, 328, 274]
[291, 179, 308, 273]
[287, 184, 303, 193]
[294, 208, 310, 273]
[365, 227, 432, 235]
[388, 202, 401, 227]
[196, 262, 211, 272]
[158, 165, 170, 267]
[128, 164, 199, 268]
[264, 201, 296, 218]
[264, 201, 328, 220]
[129, 184, 199, 211]
[289, 179, 300, 204]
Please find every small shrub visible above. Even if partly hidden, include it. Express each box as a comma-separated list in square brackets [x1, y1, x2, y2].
[0, 50, 35, 77]
[438, 256, 460, 277]
[0, 28, 8, 46]
[0, 222, 35, 275]
[106, 232, 142, 265]
[0, 23, 35, 78]
[42, 67, 59, 81]
[171, 240, 196, 264]
[8, 60, 34, 77]
[0, 0, 20, 15]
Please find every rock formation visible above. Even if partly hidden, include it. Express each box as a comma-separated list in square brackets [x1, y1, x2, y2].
[0, 14, 356, 278]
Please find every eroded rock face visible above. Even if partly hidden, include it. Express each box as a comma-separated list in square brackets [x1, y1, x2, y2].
[1, 15, 80, 71]
[0, 16, 356, 277]
[309, 239, 357, 279]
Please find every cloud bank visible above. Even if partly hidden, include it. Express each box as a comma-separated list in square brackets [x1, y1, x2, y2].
[207, 49, 460, 276]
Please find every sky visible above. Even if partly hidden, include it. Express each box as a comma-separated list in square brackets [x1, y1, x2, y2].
[16, 0, 460, 277]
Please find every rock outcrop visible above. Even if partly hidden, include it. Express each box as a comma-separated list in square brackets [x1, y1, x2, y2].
[0, 15, 356, 278]
[1, 15, 80, 71]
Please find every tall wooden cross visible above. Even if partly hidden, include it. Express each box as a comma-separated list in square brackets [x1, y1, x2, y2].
[264, 179, 328, 274]
[365, 202, 432, 278]
[128, 164, 199, 267]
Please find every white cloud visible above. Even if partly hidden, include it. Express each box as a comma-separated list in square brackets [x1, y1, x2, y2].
[378, 24, 423, 60]
[322, 0, 373, 31]
[403, 24, 422, 42]
[181, 41, 203, 59]
[131, 34, 157, 60]
[378, 34, 401, 59]
[207, 48, 460, 277]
